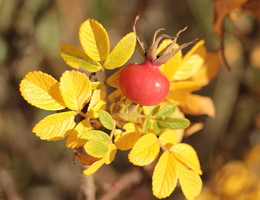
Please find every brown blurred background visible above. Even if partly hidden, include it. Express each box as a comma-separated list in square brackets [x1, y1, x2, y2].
[0, 0, 259, 199]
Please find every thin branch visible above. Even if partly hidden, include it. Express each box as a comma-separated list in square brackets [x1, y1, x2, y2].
[100, 169, 143, 200]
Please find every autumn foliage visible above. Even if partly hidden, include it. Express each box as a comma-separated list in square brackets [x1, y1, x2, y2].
[20, 18, 221, 199]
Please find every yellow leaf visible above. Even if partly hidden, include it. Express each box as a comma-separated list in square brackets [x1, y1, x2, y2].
[114, 123, 141, 150]
[156, 39, 175, 55]
[20, 71, 66, 110]
[79, 19, 109, 61]
[152, 151, 178, 199]
[87, 86, 106, 118]
[173, 40, 206, 80]
[158, 39, 182, 80]
[104, 32, 136, 69]
[170, 81, 202, 91]
[180, 94, 215, 117]
[128, 133, 160, 166]
[60, 70, 91, 110]
[83, 158, 105, 177]
[66, 119, 92, 148]
[104, 143, 117, 164]
[108, 89, 124, 102]
[177, 161, 202, 200]
[33, 111, 76, 141]
[66, 130, 84, 149]
[60, 44, 102, 72]
[184, 122, 204, 137]
[192, 51, 221, 86]
[171, 143, 202, 175]
[159, 130, 178, 150]
[106, 68, 123, 88]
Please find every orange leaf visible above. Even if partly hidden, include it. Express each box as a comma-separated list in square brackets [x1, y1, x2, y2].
[213, 0, 248, 35]
[76, 153, 100, 166]
[180, 94, 215, 117]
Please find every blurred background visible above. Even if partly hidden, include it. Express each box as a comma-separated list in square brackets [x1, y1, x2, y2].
[0, 0, 260, 199]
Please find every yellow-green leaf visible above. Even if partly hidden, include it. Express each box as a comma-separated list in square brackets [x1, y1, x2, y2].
[152, 151, 178, 199]
[98, 110, 115, 130]
[128, 134, 160, 166]
[177, 161, 202, 200]
[80, 130, 110, 142]
[79, 19, 109, 61]
[171, 143, 202, 175]
[104, 32, 136, 69]
[60, 70, 91, 110]
[83, 159, 105, 177]
[84, 140, 109, 158]
[104, 143, 117, 164]
[33, 111, 76, 141]
[60, 44, 102, 72]
[173, 40, 206, 80]
[20, 71, 66, 110]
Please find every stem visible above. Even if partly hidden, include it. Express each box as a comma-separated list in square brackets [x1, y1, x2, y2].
[77, 110, 87, 118]
[109, 120, 117, 140]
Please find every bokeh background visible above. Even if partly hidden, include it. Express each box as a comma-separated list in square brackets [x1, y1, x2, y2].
[0, 0, 260, 199]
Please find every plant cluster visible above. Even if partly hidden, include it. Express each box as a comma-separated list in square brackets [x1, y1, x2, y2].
[20, 18, 221, 199]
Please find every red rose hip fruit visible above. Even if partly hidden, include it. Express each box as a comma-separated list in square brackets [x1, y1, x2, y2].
[119, 61, 170, 106]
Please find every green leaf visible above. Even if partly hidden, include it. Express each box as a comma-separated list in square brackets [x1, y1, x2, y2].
[98, 110, 115, 130]
[60, 44, 102, 72]
[84, 140, 108, 158]
[104, 32, 136, 69]
[149, 105, 161, 116]
[156, 105, 176, 118]
[142, 118, 151, 134]
[80, 130, 110, 142]
[157, 118, 190, 130]
[153, 121, 164, 135]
